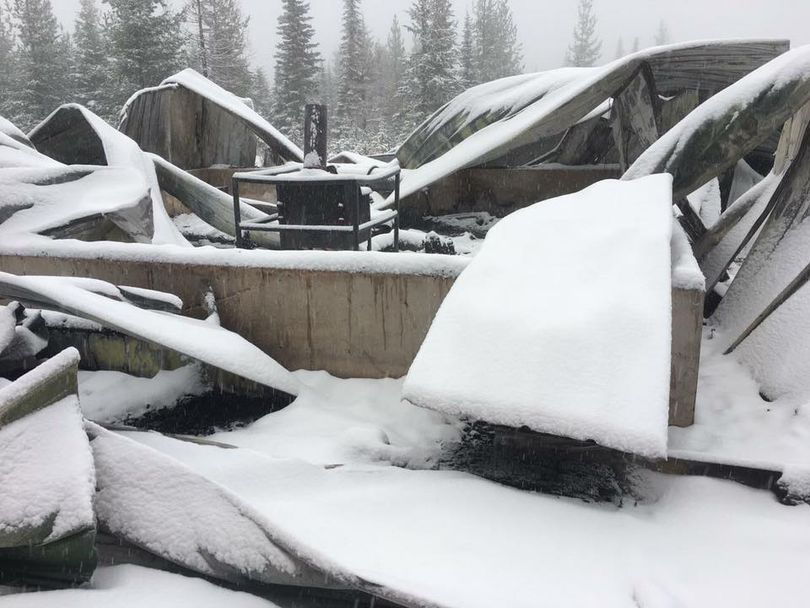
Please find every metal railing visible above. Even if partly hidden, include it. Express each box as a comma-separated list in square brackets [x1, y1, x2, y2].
[231, 164, 401, 252]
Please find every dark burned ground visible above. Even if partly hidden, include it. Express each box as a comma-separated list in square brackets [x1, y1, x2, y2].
[121, 390, 295, 436]
[442, 422, 646, 505]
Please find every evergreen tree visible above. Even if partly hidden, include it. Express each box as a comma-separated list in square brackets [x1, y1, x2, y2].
[185, 0, 253, 96]
[460, 11, 475, 89]
[468, 0, 522, 85]
[334, 0, 370, 150]
[104, 0, 185, 113]
[632, 37, 640, 53]
[615, 37, 625, 59]
[0, 4, 17, 121]
[654, 20, 670, 46]
[272, 0, 321, 147]
[8, 0, 71, 130]
[74, 0, 112, 119]
[565, 0, 601, 67]
[402, 0, 460, 129]
[381, 16, 408, 147]
[250, 67, 273, 118]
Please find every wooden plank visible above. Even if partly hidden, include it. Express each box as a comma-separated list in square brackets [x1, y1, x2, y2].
[611, 64, 660, 172]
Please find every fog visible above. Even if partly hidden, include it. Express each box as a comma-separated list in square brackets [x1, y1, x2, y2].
[52, 0, 810, 75]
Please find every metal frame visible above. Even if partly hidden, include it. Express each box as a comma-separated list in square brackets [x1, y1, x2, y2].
[232, 164, 401, 252]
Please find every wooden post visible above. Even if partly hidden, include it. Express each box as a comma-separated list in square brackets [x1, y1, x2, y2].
[304, 104, 328, 169]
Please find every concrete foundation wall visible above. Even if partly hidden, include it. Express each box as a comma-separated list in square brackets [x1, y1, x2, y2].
[0, 253, 456, 379]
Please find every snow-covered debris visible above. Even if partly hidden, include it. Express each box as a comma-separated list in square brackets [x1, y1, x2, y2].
[625, 45, 810, 201]
[0, 116, 33, 148]
[388, 40, 788, 206]
[128, 431, 810, 608]
[671, 223, 706, 291]
[28, 104, 188, 247]
[89, 424, 319, 587]
[5, 565, 283, 608]
[122, 69, 302, 163]
[0, 349, 95, 547]
[78, 365, 206, 423]
[0, 273, 300, 397]
[403, 176, 675, 458]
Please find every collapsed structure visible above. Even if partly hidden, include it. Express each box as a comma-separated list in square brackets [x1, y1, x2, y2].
[2, 40, 810, 607]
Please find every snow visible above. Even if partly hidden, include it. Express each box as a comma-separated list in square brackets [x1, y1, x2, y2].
[625, 45, 810, 185]
[26, 105, 188, 247]
[0, 164, 153, 239]
[89, 424, 306, 585]
[0, 306, 14, 356]
[212, 371, 461, 467]
[671, 222, 705, 291]
[669, 328, 810, 471]
[124, 431, 810, 608]
[3, 565, 282, 608]
[687, 178, 722, 227]
[403, 176, 675, 457]
[126, 69, 302, 162]
[0, 351, 95, 545]
[699, 173, 780, 290]
[0, 116, 30, 146]
[0, 234, 470, 278]
[0, 273, 300, 396]
[78, 365, 206, 423]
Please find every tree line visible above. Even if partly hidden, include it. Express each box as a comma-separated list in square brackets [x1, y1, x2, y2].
[0, 0, 669, 155]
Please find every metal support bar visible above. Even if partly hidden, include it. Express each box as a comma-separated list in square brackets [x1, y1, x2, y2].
[231, 177, 243, 249]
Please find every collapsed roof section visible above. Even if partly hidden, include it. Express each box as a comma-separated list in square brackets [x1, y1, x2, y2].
[391, 39, 789, 204]
[120, 69, 304, 170]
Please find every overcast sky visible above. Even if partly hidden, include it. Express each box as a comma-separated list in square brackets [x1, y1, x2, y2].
[52, 0, 810, 76]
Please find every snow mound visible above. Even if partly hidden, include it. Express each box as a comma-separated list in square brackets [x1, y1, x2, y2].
[0, 350, 95, 545]
[403, 176, 674, 457]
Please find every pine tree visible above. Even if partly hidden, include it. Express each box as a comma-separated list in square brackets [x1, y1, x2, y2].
[402, 0, 460, 128]
[104, 0, 185, 113]
[468, 0, 522, 85]
[185, 0, 253, 96]
[460, 11, 475, 89]
[334, 0, 370, 151]
[8, 0, 71, 130]
[565, 0, 601, 67]
[632, 37, 640, 53]
[0, 4, 17, 121]
[250, 67, 273, 118]
[654, 20, 670, 46]
[272, 0, 321, 147]
[74, 0, 112, 119]
[615, 37, 625, 59]
[381, 16, 408, 147]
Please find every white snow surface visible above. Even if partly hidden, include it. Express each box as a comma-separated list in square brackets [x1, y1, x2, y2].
[669, 328, 810, 471]
[0, 164, 153, 238]
[126, 431, 810, 608]
[0, 273, 300, 396]
[0, 391, 95, 544]
[671, 222, 705, 291]
[128, 69, 302, 162]
[687, 178, 722, 227]
[0, 234, 469, 278]
[0, 306, 14, 355]
[78, 365, 206, 423]
[404, 176, 674, 457]
[0, 116, 29, 145]
[213, 371, 461, 467]
[1, 565, 281, 608]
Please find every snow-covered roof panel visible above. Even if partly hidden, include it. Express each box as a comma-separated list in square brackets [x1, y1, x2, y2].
[403, 175, 675, 457]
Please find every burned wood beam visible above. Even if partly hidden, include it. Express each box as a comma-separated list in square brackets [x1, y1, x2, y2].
[611, 63, 660, 173]
[303, 104, 328, 169]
